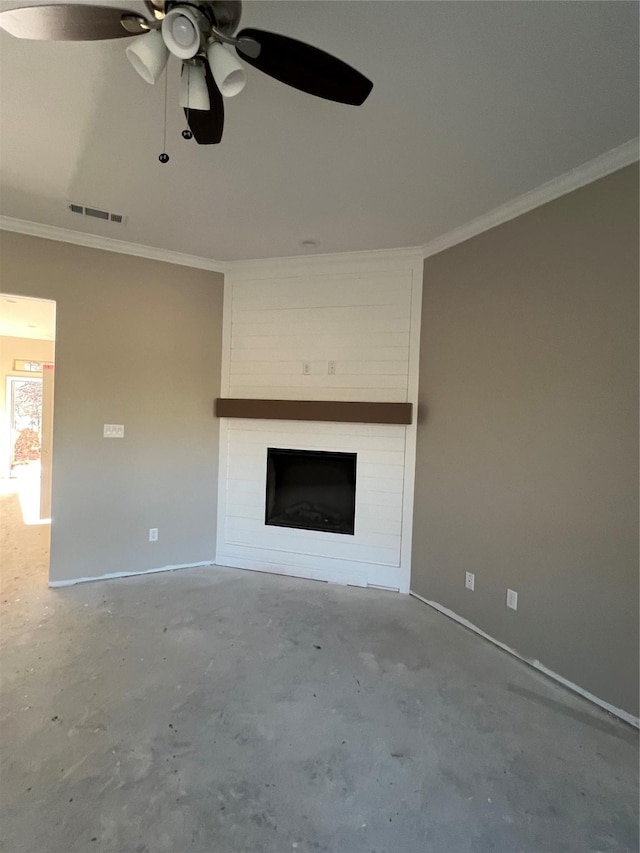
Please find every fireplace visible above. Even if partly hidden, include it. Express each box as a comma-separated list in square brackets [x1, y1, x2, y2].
[265, 448, 357, 535]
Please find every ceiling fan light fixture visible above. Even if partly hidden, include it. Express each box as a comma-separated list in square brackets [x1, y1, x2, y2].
[179, 61, 210, 111]
[161, 6, 204, 60]
[206, 41, 247, 98]
[0, 1, 373, 148]
[126, 29, 169, 84]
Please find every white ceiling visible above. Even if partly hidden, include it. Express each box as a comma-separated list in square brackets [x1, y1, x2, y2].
[0, 293, 56, 339]
[0, 1, 638, 262]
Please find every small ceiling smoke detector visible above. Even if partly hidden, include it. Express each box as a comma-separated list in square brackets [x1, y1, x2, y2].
[300, 239, 319, 249]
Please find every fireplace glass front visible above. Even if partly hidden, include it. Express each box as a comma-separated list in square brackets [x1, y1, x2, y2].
[265, 448, 356, 535]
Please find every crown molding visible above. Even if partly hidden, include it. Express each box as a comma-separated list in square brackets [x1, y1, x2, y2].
[228, 245, 423, 279]
[421, 138, 639, 259]
[0, 213, 421, 275]
[1, 139, 637, 272]
[0, 216, 230, 274]
[233, 245, 424, 267]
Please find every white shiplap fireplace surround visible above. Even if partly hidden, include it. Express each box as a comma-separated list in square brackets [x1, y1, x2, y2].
[216, 250, 423, 594]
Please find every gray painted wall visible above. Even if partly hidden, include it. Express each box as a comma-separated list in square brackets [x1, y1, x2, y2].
[412, 164, 639, 717]
[0, 232, 224, 583]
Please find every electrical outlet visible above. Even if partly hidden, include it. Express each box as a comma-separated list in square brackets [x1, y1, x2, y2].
[465, 571, 475, 591]
[506, 588, 518, 610]
[302, 362, 311, 375]
[328, 361, 336, 375]
[103, 424, 124, 438]
[149, 528, 158, 542]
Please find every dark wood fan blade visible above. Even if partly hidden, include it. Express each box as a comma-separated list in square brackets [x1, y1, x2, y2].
[0, 4, 141, 41]
[235, 28, 373, 106]
[184, 64, 224, 145]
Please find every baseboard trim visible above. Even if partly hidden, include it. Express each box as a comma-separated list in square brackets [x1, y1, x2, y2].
[410, 591, 639, 729]
[48, 561, 214, 588]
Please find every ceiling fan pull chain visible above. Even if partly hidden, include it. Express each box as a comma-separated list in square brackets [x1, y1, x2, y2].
[158, 64, 170, 163]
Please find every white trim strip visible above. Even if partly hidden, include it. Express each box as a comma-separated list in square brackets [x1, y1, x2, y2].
[0, 216, 229, 274]
[397, 264, 423, 594]
[421, 138, 639, 259]
[1, 140, 636, 270]
[48, 560, 214, 588]
[410, 591, 639, 729]
[229, 246, 423, 276]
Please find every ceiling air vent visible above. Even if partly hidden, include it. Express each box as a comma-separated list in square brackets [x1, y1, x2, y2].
[68, 203, 126, 225]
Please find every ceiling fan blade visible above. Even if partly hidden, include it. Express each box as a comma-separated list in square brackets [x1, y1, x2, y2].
[184, 63, 224, 144]
[235, 28, 373, 106]
[0, 4, 144, 41]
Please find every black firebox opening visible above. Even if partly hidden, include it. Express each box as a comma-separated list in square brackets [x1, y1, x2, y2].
[265, 448, 357, 535]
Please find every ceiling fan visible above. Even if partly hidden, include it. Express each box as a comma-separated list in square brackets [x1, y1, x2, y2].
[0, 1, 373, 145]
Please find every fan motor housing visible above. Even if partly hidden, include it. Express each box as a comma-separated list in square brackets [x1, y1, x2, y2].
[165, 0, 242, 35]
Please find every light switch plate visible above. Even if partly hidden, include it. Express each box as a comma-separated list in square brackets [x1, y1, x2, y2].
[103, 424, 124, 438]
[506, 588, 518, 610]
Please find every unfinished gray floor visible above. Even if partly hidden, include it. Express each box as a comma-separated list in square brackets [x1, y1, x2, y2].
[1, 505, 638, 852]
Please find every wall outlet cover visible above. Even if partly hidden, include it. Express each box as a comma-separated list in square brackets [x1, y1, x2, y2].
[149, 528, 158, 542]
[104, 424, 124, 438]
[465, 571, 475, 591]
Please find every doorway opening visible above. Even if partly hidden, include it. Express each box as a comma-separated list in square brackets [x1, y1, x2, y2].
[0, 294, 56, 587]
[8, 375, 43, 475]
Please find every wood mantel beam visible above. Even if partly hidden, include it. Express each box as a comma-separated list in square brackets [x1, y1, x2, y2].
[215, 398, 412, 425]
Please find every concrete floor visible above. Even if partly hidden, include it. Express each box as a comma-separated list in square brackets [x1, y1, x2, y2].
[1, 490, 638, 852]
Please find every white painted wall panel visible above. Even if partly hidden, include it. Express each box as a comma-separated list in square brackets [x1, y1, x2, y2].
[231, 346, 410, 363]
[228, 271, 412, 404]
[228, 436, 405, 454]
[226, 387, 409, 403]
[231, 332, 409, 352]
[230, 360, 409, 376]
[233, 304, 410, 325]
[228, 419, 405, 438]
[230, 374, 408, 390]
[232, 276, 412, 311]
